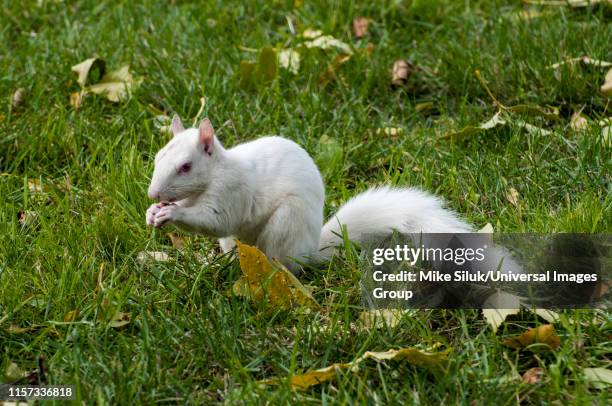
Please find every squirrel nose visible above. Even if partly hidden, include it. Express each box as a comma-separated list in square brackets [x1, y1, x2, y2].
[148, 187, 160, 201]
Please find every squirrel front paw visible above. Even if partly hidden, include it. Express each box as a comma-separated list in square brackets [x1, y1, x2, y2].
[146, 203, 164, 226]
[153, 203, 180, 228]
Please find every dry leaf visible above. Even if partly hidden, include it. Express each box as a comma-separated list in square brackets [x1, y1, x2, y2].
[583, 367, 612, 388]
[375, 127, 404, 137]
[302, 31, 353, 54]
[483, 309, 520, 333]
[601, 67, 612, 97]
[547, 55, 612, 70]
[506, 104, 559, 120]
[63, 310, 79, 322]
[262, 345, 449, 390]
[478, 223, 494, 233]
[69, 92, 83, 110]
[109, 311, 130, 328]
[232, 241, 319, 310]
[358, 309, 412, 328]
[4, 362, 26, 381]
[522, 367, 544, 384]
[136, 251, 170, 263]
[278, 49, 300, 74]
[391, 59, 413, 86]
[533, 309, 560, 323]
[87, 65, 142, 102]
[71, 57, 106, 87]
[319, 54, 351, 84]
[503, 324, 560, 350]
[507, 187, 519, 207]
[570, 111, 589, 131]
[352, 17, 370, 39]
[415, 101, 434, 114]
[27, 179, 43, 194]
[11, 88, 26, 109]
[443, 111, 506, 141]
[167, 233, 186, 250]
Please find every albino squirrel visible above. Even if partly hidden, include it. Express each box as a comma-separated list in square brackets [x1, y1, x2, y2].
[146, 115, 472, 271]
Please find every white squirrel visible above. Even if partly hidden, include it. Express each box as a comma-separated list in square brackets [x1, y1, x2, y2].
[146, 115, 473, 271]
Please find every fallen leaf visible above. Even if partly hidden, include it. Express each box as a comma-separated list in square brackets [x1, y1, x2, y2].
[27, 179, 43, 194]
[278, 49, 300, 74]
[503, 324, 560, 350]
[302, 31, 352, 54]
[600, 118, 612, 146]
[515, 119, 554, 136]
[601, 67, 612, 96]
[375, 127, 404, 137]
[415, 101, 434, 114]
[352, 17, 370, 39]
[391, 59, 413, 86]
[232, 241, 319, 310]
[570, 111, 589, 131]
[507, 187, 519, 207]
[358, 309, 412, 328]
[167, 233, 186, 250]
[478, 223, 494, 233]
[109, 311, 130, 328]
[522, 367, 544, 384]
[506, 104, 559, 120]
[136, 251, 170, 263]
[69, 92, 83, 110]
[87, 65, 142, 102]
[4, 362, 26, 382]
[443, 111, 506, 141]
[583, 367, 612, 388]
[72, 57, 106, 87]
[528, 0, 612, 7]
[63, 310, 78, 322]
[319, 54, 351, 84]
[238, 47, 278, 90]
[547, 55, 612, 70]
[262, 345, 448, 390]
[11, 88, 26, 110]
[483, 309, 520, 333]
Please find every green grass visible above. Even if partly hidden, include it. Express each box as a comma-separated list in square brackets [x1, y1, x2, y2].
[1, 0, 611, 404]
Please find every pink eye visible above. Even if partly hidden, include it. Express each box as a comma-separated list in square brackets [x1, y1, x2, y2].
[178, 162, 192, 174]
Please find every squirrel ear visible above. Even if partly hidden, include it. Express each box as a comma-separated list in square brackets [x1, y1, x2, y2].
[199, 118, 215, 155]
[171, 114, 185, 136]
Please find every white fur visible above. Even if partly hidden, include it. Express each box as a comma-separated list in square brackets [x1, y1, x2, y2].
[147, 119, 473, 271]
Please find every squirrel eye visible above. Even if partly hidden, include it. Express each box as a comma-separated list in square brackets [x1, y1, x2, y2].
[178, 162, 192, 174]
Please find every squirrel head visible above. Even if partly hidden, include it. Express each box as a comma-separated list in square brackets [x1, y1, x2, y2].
[148, 115, 222, 202]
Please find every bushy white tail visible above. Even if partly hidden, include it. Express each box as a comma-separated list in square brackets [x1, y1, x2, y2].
[318, 187, 473, 259]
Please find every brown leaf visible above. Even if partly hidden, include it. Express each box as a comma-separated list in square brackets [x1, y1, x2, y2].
[319, 54, 352, 85]
[352, 17, 370, 39]
[391, 59, 413, 86]
[522, 367, 544, 384]
[503, 324, 561, 350]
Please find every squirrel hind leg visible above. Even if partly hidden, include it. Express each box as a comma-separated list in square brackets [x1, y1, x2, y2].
[256, 199, 322, 274]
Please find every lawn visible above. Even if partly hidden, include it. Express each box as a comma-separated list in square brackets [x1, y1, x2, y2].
[1, 0, 611, 404]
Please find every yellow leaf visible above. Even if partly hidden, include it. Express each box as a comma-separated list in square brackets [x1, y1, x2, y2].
[570, 111, 589, 131]
[583, 367, 612, 388]
[278, 49, 300, 74]
[167, 232, 186, 250]
[358, 309, 411, 329]
[261, 345, 449, 390]
[70, 91, 83, 110]
[503, 324, 560, 350]
[233, 241, 319, 310]
[136, 251, 170, 263]
[478, 223, 494, 233]
[506, 187, 519, 207]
